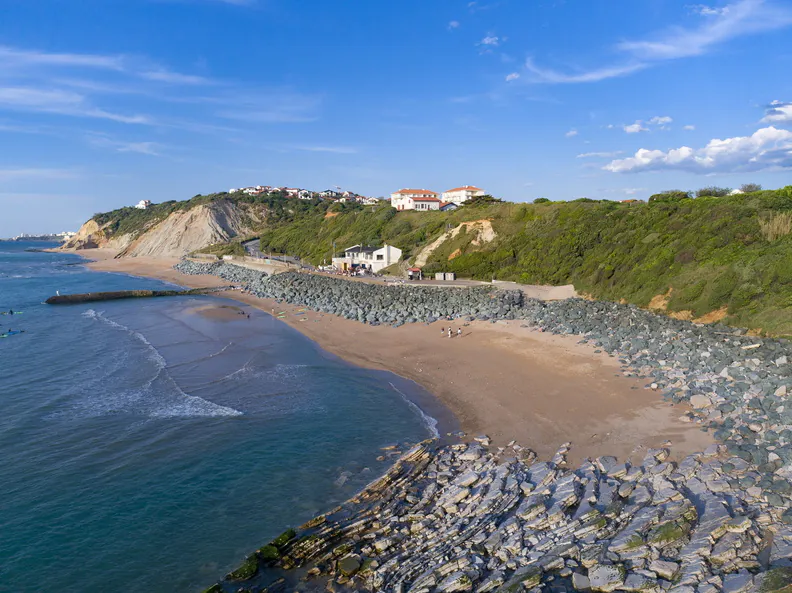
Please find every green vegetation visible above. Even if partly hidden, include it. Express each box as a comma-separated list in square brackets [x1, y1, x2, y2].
[90, 185, 792, 335]
[225, 554, 258, 580]
[194, 241, 246, 257]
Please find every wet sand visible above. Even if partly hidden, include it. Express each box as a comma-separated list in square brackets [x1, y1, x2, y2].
[82, 249, 712, 465]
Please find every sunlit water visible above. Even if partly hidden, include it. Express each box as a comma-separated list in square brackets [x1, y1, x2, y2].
[0, 243, 442, 593]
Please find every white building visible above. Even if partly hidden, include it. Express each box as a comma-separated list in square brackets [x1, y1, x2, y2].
[390, 189, 439, 211]
[134, 200, 152, 210]
[441, 185, 485, 205]
[298, 189, 313, 200]
[331, 244, 402, 273]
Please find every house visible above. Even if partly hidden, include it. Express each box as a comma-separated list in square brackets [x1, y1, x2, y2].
[441, 185, 485, 205]
[407, 267, 423, 281]
[134, 200, 152, 210]
[285, 188, 301, 198]
[390, 189, 440, 211]
[319, 189, 340, 199]
[439, 201, 458, 212]
[359, 196, 379, 205]
[331, 244, 402, 273]
[298, 189, 313, 200]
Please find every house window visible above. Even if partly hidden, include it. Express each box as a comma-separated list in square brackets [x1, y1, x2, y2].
[377, 254, 383, 260]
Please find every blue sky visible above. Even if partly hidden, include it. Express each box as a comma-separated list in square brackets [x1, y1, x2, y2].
[1, 0, 792, 235]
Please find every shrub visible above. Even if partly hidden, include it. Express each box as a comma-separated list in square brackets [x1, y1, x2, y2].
[533, 197, 551, 204]
[648, 190, 690, 203]
[740, 183, 762, 193]
[759, 212, 792, 242]
[695, 186, 732, 198]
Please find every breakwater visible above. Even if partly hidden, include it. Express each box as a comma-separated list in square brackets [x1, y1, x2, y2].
[176, 260, 792, 592]
[45, 286, 232, 305]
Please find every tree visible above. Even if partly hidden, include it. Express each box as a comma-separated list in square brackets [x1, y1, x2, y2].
[464, 194, 504, 206]
[695, 186, 731, 198]
[740, 183, 762, 193]
[648, 190, 691, 203]
[533, 197, 551, 204]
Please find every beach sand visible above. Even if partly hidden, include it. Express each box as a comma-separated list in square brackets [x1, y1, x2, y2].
[83, 249, 712, 465]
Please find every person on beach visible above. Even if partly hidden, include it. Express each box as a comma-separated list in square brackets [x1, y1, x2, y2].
[441, 327, 445, 336]
[448, 328, 452, 338]
[457, 328, 462, 337]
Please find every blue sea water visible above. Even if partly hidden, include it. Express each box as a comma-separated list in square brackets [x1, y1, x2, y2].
[0, 243, 441, 593]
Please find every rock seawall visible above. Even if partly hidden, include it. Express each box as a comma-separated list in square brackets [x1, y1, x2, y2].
[177, 261, 792, 592]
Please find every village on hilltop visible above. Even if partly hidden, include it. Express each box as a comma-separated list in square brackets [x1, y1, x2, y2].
[212, 184, 488, 211]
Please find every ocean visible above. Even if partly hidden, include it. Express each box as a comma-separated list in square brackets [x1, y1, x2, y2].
[0, 242, 442, 593]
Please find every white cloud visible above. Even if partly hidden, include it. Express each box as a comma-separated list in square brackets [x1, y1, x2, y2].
[683, 124, 696, 130]
[577, 151, 624, 158]
[0, 86, 151, 124]
[762, 100, 792, 123]
[292, 145, 357, 154]
[139, 69, 211, 85]
[688, 4, 731, 16]
[524, 58, 645, 84]
[448, 20, 460, 29]
[87, 135, 161, 155]
[648, 116, 673, 125]
[604, 126, 792, 173]
[0, 46, 123, 70]
[522, 0, 792, 84]
[623, 121, 648, 133]
[0, 168, 79, 180]
[565, 129, 579, 137]
[480, 36, 499, 46]
[505, 72, 520, 82]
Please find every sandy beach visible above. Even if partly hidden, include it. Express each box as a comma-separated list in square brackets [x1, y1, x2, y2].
[82, 249, 712, 465]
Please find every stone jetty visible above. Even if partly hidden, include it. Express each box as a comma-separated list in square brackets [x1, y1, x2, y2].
[178, 261, 792, 592]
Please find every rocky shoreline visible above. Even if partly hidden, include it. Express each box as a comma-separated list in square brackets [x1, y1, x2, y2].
[176, 261, 792, 592]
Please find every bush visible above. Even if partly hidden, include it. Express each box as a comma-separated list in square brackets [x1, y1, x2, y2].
[648, 190, 690, 203]
[741, 183, 762, 193]
[695, 186, 732, 198]
[533, 197, 551, 204]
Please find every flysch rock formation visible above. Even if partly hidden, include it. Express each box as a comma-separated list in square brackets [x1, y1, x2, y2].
[62, 200, 251, 257]
[176, 261, 792, 593]
[119, 201, 248, 258]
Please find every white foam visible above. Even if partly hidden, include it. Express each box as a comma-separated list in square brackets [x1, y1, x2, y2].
[388, 382, 439, 438]
[82, 309, 242, 418]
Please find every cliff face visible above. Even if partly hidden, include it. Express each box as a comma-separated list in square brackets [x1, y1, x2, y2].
[64, 199, 252, 258]
[118, 200, 248, 258]
[61, 219, 134, 251]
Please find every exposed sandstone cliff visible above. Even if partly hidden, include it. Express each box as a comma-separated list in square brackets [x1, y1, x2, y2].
[118, 200, 248, 258]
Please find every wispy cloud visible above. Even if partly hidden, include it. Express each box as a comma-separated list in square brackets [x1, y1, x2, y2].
[577, 151, 624, 158]
[139, 69, 212, 85]
[565, 129, 579, 137]
[479, 36, 500, 48]
[604, 126, 792, 173]
[87, 134, 162, 155]
[683, 124, 696, 130]
[524, 58, 646, 84]
[0, 46, 123, 70]
[292, 145, 357, 154]
[648, 115, 673, 126]
[521, 0, 792, 84]
[0, 167, 80, 181]
[0, 86, 152, 124]
[448, 20, 460, 30]
[505, 72, 520, 82]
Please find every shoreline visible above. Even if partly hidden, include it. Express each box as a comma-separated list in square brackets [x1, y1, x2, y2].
[74, 248, 712, 466]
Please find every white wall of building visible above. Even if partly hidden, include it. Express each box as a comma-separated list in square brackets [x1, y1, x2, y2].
[441, 186, 485, 205]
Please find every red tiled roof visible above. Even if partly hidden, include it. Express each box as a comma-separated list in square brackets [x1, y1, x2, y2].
[393, 189, 438, 195]
[439, 201, 453, 208]
[445, 185, 483, 193]
[413, 197, 441, 202]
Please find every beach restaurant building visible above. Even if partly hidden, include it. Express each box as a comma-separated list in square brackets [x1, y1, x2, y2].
[332, 244, 403, 273]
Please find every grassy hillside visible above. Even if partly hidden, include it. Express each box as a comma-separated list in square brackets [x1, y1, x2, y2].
[90, 187, 792, 334]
